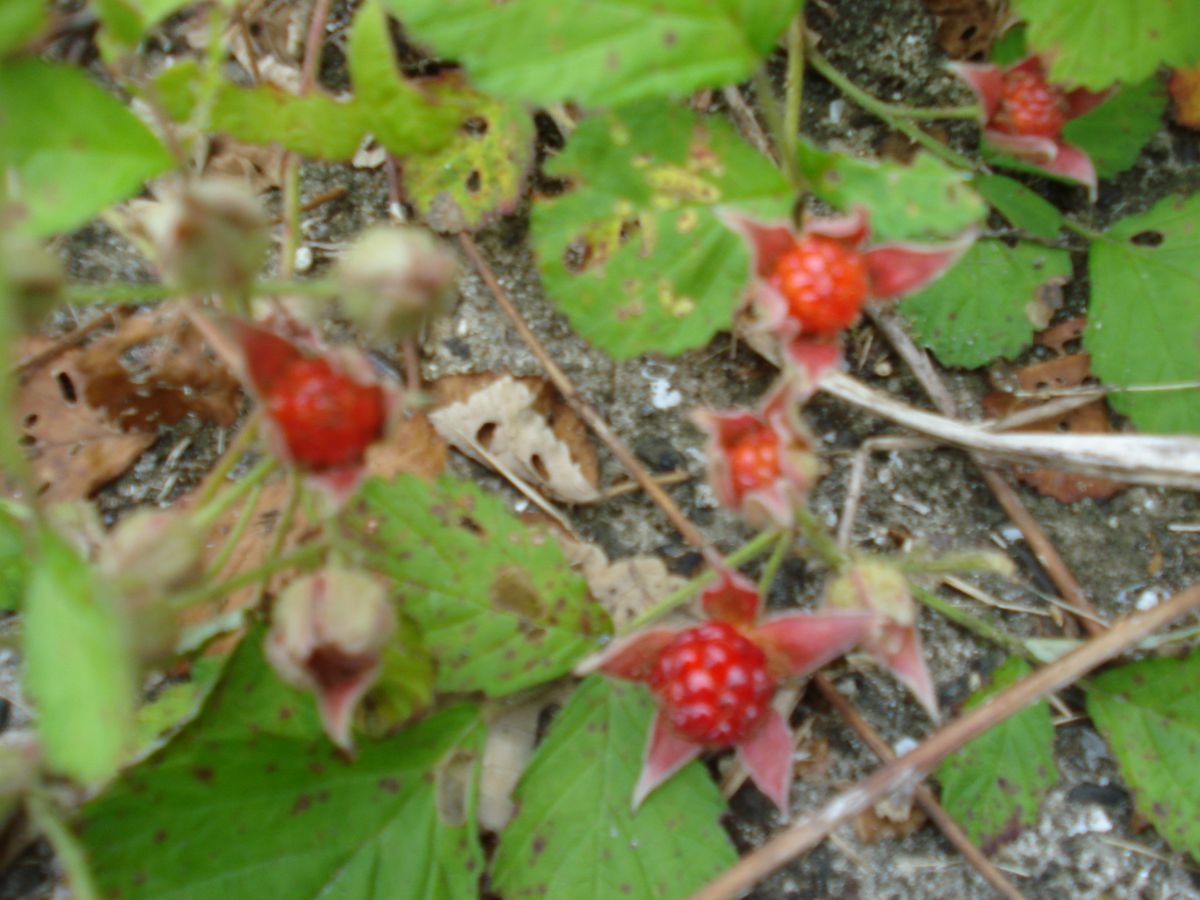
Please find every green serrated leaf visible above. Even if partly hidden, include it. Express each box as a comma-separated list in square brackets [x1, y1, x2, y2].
[211, 83, 367, 159]
[492, 676, 737, 899]
[1062, 78, 1167, 178]
[797, 142, 986, 241]
[1012, 0, 1200, 89]
[80, 629, 485, 898]
[0, 59, 174, 235]
[901, 239, 1071, 368]
[1085, 193, 1200, 433]
[0, 0, 44, 58]
[24, 530, 136, 784]
[1087, 651, 1200, 862]
[347, 0, 463, 156]
[402, 82, 535, 232]
[358, 475, 610, 696]
[972, 174, 1063, 239]
[534, 101, 791, 358]
[937, 657, 1057, 849]
[392, 0, 800, 106]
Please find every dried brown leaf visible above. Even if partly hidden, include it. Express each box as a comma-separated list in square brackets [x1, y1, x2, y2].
[16, 337, 156, 501]
[984, 352, 1127, 502]
[1169, 66, 1200, 130]
[75, 306, 242, 431]
[430, 373, 600, 503]
[364, 412, 449, 482]
[562, 540, 686, 629]
[922, 0, 1004, 60]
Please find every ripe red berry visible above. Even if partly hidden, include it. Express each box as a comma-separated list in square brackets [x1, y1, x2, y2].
[999, 68, 1067, 137]
[649, 621, 775, 746]
[727, 426, 781, 498]
[767, 236, 869, 335]
[265, 357, 385, 469]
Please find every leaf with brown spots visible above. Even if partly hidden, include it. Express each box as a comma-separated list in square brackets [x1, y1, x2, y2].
[492, 676, 736, 898]
[936, 657, 1057, 850]
[356, 474, 611, 696]
[1088, 652, 1200, 863]
[430, 373, 599, 503]
[984, 352, 1127, 502]
[402, 78, 535, 234]
[534, 101, 792, 358]
[80, 627, 484, 897]
[1170, 66, 1200, 129]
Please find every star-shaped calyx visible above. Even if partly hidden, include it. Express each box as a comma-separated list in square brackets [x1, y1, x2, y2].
[692, 383, 820, 528]
[723, 208, 973, 400]
[949, 56, 1108, 196]
[578, 569, 877, 812]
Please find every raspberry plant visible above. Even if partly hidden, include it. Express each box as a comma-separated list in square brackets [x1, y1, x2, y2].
[1, 0, 1199, 898]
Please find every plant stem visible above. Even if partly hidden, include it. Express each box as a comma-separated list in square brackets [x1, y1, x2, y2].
[757, 528, 794, 596]
[619, 529, 781, 635]
[194, 411, 262, 508]
[783, 16, 805, 169]
[806, 43, 980, 170]
[192, 455, 277, 532]
[63, 283, 177, 305]
[913, 586, 1032, 659]
[172, 541, 325, 609]
[792, 505, 846, 569]
[752, 68, 799, 186]
[203, 478, 265, 580]
[250, 470, 301, 606]
[28, 792, 99, 900]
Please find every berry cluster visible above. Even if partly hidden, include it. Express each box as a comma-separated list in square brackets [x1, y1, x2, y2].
[265, 357, 385, 470]
[997, 66, 1068, 137]
[649, 621, 775, 746]
[766, 235, 869, 335]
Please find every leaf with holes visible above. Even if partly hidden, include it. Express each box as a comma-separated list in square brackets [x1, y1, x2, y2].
[402, 79, 535, 233]
[1086, 651, 1200, 862]
[347, 0, 463, 157]
[1085, 192, 1200, 433]
[1012, 0, 1200, 89]
[0, 60, 174, 235]
[972, 174, 1063, 239]
[1062, 78, 1166, 178]
[80, 629, 485, 898]
[491, 676, 736, 899]
[533, 101, 791, 358]
[357, 474, 610, 696]
[796, 142, 986, 242]
[901, 239, 1072, 368]
[25, 530, 137, 784]
[392, 0, 799, 106]
[937, 658, 1057, 850]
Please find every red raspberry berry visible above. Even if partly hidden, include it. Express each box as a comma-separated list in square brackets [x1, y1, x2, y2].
[266, 357, 385, 470]
[727, 426, 781, 498]
[767, 236, 869, 335]
[649, 621, 775, 746]
[999, 68, 1067, 137]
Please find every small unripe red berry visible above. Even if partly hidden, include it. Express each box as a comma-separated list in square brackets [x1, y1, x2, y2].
[649, 621, 775, 746]
[767, 236, 869, 335]
[999, 68, 1067, 137]
[726, 426, 782, 498]
[265, 357, 385, 469]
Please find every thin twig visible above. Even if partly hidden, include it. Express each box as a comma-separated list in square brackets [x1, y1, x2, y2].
[691, 584, 1200, 900]
[458, 232, 714, 556]
[814, 675, 1027, 900]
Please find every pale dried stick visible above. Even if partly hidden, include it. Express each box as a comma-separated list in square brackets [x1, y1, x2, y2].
[458, 233, 713, 555]
[691, 583, 1200, 900]
[813, 674, 1027, 900]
